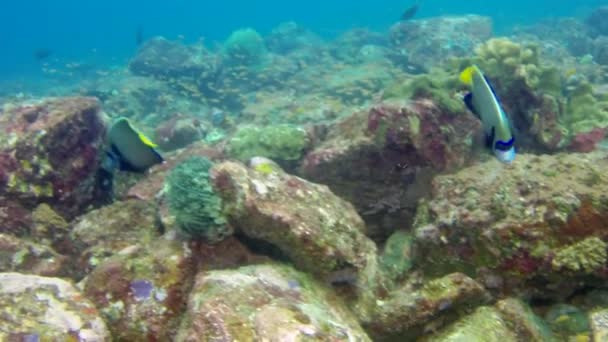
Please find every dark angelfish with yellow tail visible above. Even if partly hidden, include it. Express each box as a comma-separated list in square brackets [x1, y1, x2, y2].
[460, 65, 516, 164]
[98, 117, 164, 194]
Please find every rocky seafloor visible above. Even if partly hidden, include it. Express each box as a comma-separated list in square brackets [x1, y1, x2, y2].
[2, 7, 608, 342]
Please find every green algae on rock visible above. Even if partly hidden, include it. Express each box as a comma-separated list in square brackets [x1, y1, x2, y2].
[378, 230, 415, 287]
[176, 264, 372, 341]
[0, 272, 109, 341]
[166, 157, 231, 242]
[227, 124, 311, 165]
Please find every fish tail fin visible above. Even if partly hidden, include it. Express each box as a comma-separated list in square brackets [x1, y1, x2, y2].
[459, 66, 476, 85]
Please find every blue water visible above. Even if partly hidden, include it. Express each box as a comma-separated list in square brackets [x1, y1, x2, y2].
[0, 0, 606, 79]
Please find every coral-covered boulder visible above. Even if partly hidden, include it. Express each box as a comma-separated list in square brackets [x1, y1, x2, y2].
[299, 99, 479, 239]
[0, 97, 105, 221]
[591, 308, 608, 341]
[0, 234, 67, 276]
[414, 152, 608, 299]
[83, 234, 194, 341]
[176, 264, 371, 341]
[155, 116, 205, 151]
[390, 15, 492, 69]
[69, 199, 161, 277]
[210, 161, 378, 293]
[0, 272, 109, 341]
[364, 272, 490, 339]
[427, 299, 553, 341]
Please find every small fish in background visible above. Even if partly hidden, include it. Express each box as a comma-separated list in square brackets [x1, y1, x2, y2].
[401, 1, 422, 21]
[460, 65, 516, 164]
[135, 25, 144, 46]
[33, 48, 53, 61]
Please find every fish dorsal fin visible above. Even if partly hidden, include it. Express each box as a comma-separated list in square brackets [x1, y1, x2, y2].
[483, 75, 501, 103]
[459, 66, 477, 85]
[137, 132, 158, 148]
[114, 118, 158, 148]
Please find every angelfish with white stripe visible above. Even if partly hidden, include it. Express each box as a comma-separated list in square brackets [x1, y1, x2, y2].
[460, 65, 516, 164]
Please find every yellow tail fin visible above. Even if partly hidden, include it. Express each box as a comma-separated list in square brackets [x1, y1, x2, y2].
[459, 66, 476, 85]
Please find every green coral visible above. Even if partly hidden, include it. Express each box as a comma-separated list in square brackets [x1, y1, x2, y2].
[552, 237, 607, 273]
[227, 124, 310, 163]
[563, 81, 608, 134]
[223, 28, 267, 67]
[166, 157, 231, 242]
[467, 38, 561, 95]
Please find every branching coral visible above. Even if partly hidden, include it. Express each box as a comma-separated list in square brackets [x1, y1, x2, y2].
[552, 237, 607, 273]
[166, 157, 231, 242]
[468, 38, 561, 95]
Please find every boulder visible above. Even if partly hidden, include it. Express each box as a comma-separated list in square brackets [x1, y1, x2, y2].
[414, 152, 608, 299]
[176, 264, 371, 341]
[69, 199, 161, 277]
[300, 100, 478, 239]
[0, 97, 105, 224]
[211, 161, 378, 295]
[83, 234, 194, 341]
[0, 272, 109, 341]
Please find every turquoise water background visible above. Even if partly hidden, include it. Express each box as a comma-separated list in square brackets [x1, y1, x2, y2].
[1, 0, 606, 78]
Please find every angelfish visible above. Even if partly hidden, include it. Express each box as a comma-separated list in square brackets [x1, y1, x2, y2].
[460, 65, 516, 163]
[98, 117, 164, 193]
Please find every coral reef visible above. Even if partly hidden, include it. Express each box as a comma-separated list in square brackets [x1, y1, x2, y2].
[8, 10, 608, 341]
[166, 157, 230, 242]
[390, 15, 493, 70]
